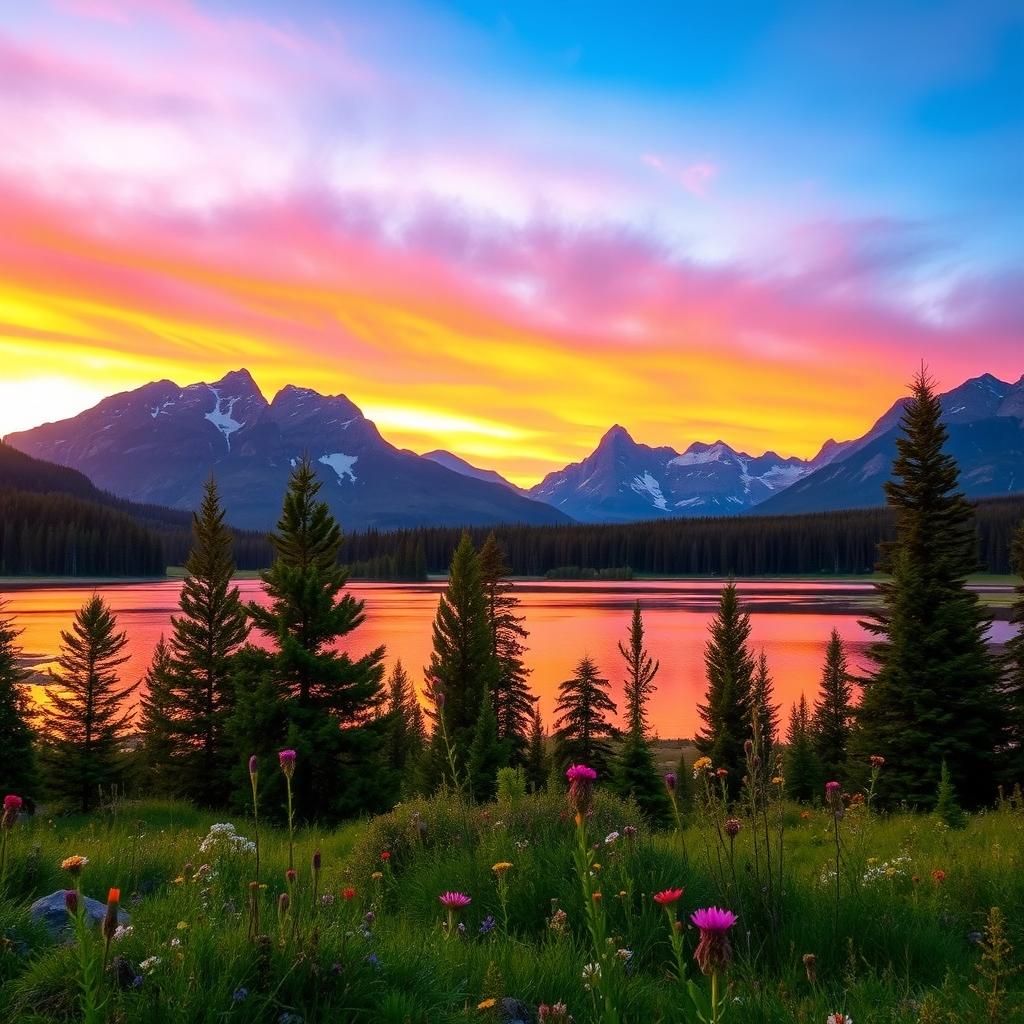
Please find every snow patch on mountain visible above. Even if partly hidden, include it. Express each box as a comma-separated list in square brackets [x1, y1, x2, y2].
[319, 452, 358, 483]
[631, 472, 668, 510]
[150, 400, 175, 418]
[204, 387, 243, 450]
[669, 444, 730, 467]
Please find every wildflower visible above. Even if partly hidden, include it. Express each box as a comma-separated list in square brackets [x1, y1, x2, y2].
[364, 910, 376, 924]
[724, 817, 742, 838]
[371, 871, 383, 881]
[198, 823, 255, 856]
[132, 975, 143, 989]
[538, 1003, 571, 1023]
[286, 868, 297, 884]
[715, 767, 728, 779]
[931, 869, 947, 884]
[623, 825, 637, 837]
[800, 811, 811, 820]
[278, 749, 297, 778]
[139, 956, 162, 974]
[826, 1015, 853, 1024]
[248, 755, 258, 778]
[653, 887, 684, 905]
[548, 908, 568, 934]
[850, 792, 865, 806]
[64, 889, 79, 915]
[744, 739, 754, 756]
[170, 937, 181, 948]
[278, 892, 290, 917]
[439, 891, 471, 910]
[61, 854, 88, 876]
[825, 781, 841, 797]
[591, 862, 601, 872]
[604, 831, 620, 845]
[176, 920, 188, 930]
[592, 892, 602, 903]
[870, 755, 885, 768]
[113, 924, 133, 942]
[233, 988, 249, 1003]
[102, 888, 120, 942]
[342, 887, 356, 901]
[380, 850, 391, 862]
[692, 756, 712, 777]
[664, 772, 677, 791]
[2, 794, 21, 829]
[772, 776, 783, 786]
[581, 962, 601, 989]
[691, 907, 738, 975]
[912, 875, 920, 884]
[492, 861, 513, 875]
[478, 998, 498, 1011]
[312, 850, 321, 873]
[802, 952, 817, 984]
[565, 764, 597, 820]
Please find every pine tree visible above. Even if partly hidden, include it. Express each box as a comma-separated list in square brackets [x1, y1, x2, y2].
[135, 637, 178, 794]
[478, 532, 533, 761]
[424, 532, 500, 787]
[751, 649, 780, 772]
[0, 599, 36, 798]
[553, 655, 618, 777]
[232, 458, 389, 821]
[39, 595, 136, 812]
[1002, 517, 1024, 785]
[783, 695, 820, 802]
[812, 630, 854, 784]
[673, 747, 695, 814]
[141, 479, 249, 805]
[524, 703, 548, 792]
[855, 369, 1002, 808]
[382, 660, 425, 793]
[613, 602, 670, 823]
[467, 693, 505, 802]
[696, 582, 756, 796]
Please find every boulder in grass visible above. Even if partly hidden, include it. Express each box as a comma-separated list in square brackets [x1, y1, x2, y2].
[501, 998, 536, 1024]
[29, 890, 129, 939]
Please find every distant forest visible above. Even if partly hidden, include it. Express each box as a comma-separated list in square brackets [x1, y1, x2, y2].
[338, 494, 1024, 579]
[2, 433, 1022, 579]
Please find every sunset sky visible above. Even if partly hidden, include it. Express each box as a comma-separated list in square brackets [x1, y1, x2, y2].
[0, 1, 1021, 485]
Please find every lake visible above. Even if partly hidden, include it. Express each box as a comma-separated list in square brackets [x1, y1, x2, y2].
[4, 579, 1015, 737]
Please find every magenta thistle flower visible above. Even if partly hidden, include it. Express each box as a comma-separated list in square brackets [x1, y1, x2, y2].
[724, 817, 742, 838]
[565, 764, 597, 783]
[278, 749, 297, 777]
[663, 772, 677, 791]
[3, 795, 21, 812]
[565, 764, 597, 820]
[248, 755, 258, 777]
[438, 891, 472, 910]
[825, 781, 841, 795]
[691, 906, 737, 975]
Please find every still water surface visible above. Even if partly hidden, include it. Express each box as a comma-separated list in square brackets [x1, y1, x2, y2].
[4, 579, 1013, 737]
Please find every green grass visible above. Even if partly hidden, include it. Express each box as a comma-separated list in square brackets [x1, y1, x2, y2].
[1, 792, 1021, 1023]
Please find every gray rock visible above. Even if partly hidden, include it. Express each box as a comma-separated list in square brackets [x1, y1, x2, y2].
[501, 997, 535, 1024]
[29, 890, 129, 939]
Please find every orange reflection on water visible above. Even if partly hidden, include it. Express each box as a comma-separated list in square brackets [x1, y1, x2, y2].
[5, 578, 891, 736]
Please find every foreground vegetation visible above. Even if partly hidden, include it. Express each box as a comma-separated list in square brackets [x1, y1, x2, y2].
[1, 784, 1021, 1024]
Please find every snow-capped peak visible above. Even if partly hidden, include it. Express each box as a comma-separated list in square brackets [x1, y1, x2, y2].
[204, 386, 244, 450]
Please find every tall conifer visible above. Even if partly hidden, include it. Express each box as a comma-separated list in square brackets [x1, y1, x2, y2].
[479, 532, 533, 760]
[424, 532, 500, 788]
[855, 369, 1002, 807]
[1002, 517, 1024, 784]
[39, 596, 136, 812]
[141, 479, 249, 804]
[783, 695, 820, 802]
[696, 582, 755, 796]
[232, 459, 389, 821]
[0, 599, 36, 798]
[613, 602, 670, 822]
[812, 630, 854, 784]
[553, 654, 618, 776]
[524, 703, 548, 792]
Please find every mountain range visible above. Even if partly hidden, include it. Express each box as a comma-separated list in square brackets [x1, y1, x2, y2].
[2, 370, 568, 531]
[4, 370, 1022, 529]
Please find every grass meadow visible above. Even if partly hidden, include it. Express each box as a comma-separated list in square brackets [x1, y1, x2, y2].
[1, 780, 1022, 1024]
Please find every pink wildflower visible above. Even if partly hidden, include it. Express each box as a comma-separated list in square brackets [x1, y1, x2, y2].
[691, 906, 737, 975]
[278, 749, 297, 777]
[438, 891, 472, 910]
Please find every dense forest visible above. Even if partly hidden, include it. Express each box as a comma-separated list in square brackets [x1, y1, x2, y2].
[340, 493, 1024, 579]
[0, 491, 165, 576]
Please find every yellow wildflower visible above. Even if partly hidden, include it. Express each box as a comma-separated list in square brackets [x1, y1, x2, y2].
[491, 862, 513, 875]
[176, 920, 188, 930]
[61, 855, 88, 875]
[478, 998, 498, 1011]
[771, 776, 783, 785]
[371, 871, 383, 881]
[692, 756, 712, 774]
